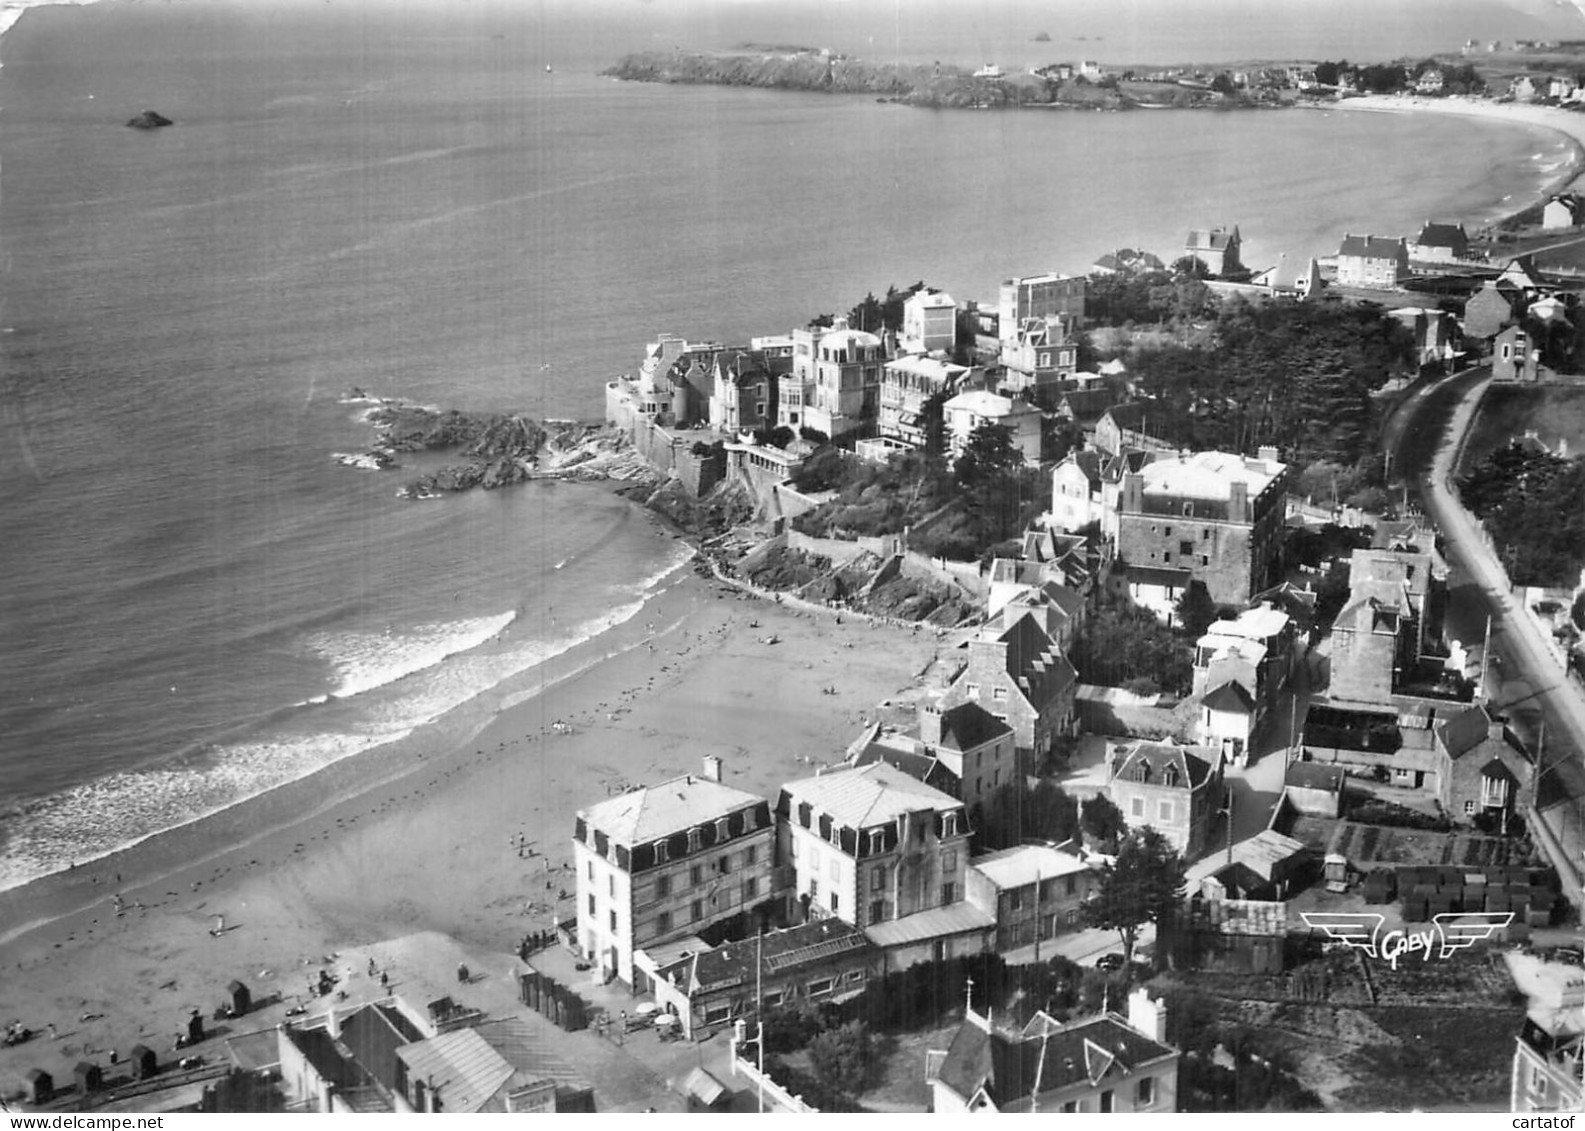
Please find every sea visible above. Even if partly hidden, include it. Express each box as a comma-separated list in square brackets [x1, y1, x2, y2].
[1, 0, 1581, 894]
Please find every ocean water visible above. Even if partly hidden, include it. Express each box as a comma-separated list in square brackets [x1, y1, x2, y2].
[0, 0, 1575, 893]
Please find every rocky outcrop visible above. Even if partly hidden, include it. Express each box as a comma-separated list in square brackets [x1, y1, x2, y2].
[604, 49, 1071, 109]
[126, 110, 173, 129]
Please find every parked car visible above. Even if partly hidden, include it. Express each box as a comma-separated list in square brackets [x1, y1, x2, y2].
[1094, 952, 1126, 973]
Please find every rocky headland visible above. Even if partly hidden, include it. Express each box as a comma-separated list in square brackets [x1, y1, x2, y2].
[603, 48, 1274, 110]
[333, 395, 663, 499]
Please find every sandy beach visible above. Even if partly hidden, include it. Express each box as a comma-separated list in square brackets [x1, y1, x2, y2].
[0, 490, 946, 1096]
[1330, 93, 1585, 208]
[5, 41, 1585, 1102]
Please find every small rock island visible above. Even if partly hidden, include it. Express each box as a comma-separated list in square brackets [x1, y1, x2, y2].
[125, 110, 173, 130]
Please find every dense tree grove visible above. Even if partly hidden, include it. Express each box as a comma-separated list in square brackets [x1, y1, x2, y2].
[1458, 442, 1585, 586]
[1125, 298, 1414, 471]
[1069, 592, 1195, 696]
[973, 780, 1081, 851]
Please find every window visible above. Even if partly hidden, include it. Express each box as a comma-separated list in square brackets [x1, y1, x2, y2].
[588, 894, 596, 916]
[1065, 874, 1076, 895]
[654, 840, 668, 864]
[809, 877, 819, 900]
[1100, 1089, 1114, 1113]
[1066, 907, 1080, 926]
[656, 910, 672, 934]
[1464, 800, 1477, 815]
[587, 860, 594, 881]
[941, 881, 956, 905]
[691, 899, 703, 922]
[1203, 529, 1211, 541]
[1131, 797, 1145, 818]
[829, 857, 840, 881]
[1061, 1102, 1077, 1113]
[1163, 763, 1180, 788]
[716, 817, 730, 842]
[869, 831, 885, 856]
[718, 855, 731, 875]
[688, 828, 702, 854]
[1009, 889, 1024, 911]
[841, 969, 863, 984]
[831, 892, 840, 913]
[870, 899, 886, 924]
[942, 849, 958, 871]
[703, 1003, 732, 1025]
[789, 837, 799, 859]
[609, 910, 617, 932]
[608, 874, 615, 897]
[943, 812, 960, 838]
[743, 807, 758, 832]
[1180, 541, 1194, 556]
[1159, 800, 1174, 822]
[1183, 502, 1195, 518]
[965, 683, 981, 699]
[1163, 552, 1172, 564]
[1137, 1077, 1156, 1107]
[1164, 526, 1172, 537]
[992, 686, 1008, 702]
[1133, 763, 1148, 783]
[872, 864, 887, 886]
[690, 864, 703, 886]
[808, 977, 834, 998]
[1533, 1067, 1550, 1097]
[1202, 555, 1210, 567]
[656, 875, 671, 898]
[762, 990, 784, 1008]
[744, 877, 759, 899]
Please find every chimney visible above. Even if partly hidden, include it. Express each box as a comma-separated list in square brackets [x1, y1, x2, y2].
[701, 756, 723, 783]
[920, 701, 944, 746]
[325, 1003, 342, 1040]
[1228, 479, 1249, 524]
[1127, 986, 1168, 1042]
[1122, 471, 1145, 514]
[1257, 445, 1279, 464]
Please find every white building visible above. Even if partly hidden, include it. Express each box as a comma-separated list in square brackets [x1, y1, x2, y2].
[943, 389, 1043, 464]
[901, 289, 959, 355]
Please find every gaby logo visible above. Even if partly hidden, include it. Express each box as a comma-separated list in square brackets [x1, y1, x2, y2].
[1300, 911, 1514, 971]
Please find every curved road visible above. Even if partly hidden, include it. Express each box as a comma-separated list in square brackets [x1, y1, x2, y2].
[1398, 366, 1585, 905]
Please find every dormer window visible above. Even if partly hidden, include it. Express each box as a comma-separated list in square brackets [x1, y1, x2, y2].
[1133, 762, 1148, 783]
[943, 812, 961, 838]
[1163, 763, 1180, 788]
[654, 840, 669, 864]
[716, 817, 731, 843]
[868, 830, 885, 855]
[688, 827, 702, 854]
[743, 806, 758, 832]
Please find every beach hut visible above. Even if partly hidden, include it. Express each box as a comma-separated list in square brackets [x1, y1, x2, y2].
[129, 1044, 157, 1080]
[74, 1062, 103, 1094]
[25, 1068, 53, 1105]
[226, 980, 251, 1017]
[186, 1009, 205, 1045]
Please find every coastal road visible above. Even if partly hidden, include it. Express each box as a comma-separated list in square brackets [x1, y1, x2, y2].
[1402, 367, 1585, 905]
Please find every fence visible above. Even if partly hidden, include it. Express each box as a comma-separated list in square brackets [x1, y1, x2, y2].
[727, 1039, 820, 1114]
[518, 967, 591, 1032]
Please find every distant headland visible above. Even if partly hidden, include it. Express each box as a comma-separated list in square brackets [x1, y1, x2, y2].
[125, 110, 172, 130]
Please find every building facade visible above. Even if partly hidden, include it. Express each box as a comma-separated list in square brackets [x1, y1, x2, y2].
[572, 761, 775, 986]
[788, 320, 888, 438]
[942, 389, 1043, 464]
[1335, 234, 1410, 289]
[936, 615, 1078, 766]
[1106, 740, 1224, 859]
[901, 289, 959, 355]
[1116, 448, 1289, 610]
[997, 273, 1086, 351]
[878, 354, 969, 446]
[965, 844, 1097, 951]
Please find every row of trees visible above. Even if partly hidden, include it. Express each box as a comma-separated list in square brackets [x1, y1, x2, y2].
[1068, 590, 1197, 696]
[972, 779, 1128, 852]
[1313, 58, 1485, 95]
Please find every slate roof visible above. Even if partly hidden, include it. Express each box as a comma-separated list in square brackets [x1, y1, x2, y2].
[1138, 449, 1286, 501]
[1201, 680, 1256, 714]
[1338, 234, 1407, 260]
[470, 1018, 594, 1111]
[1413, 222, 1468, 250]
[1112, 741, 1219, 789]
[781, 761, 962, 831]
[1057, 450, 1104, 490]
[1285, 761, 1346, 793]
[849, 740, 958, 794]
[938, 701, 1014, 753]
[862, 902, 996, 948]
[936, 1012, 1177, 1109]
[997, 614, 1078, 711]
[577, 775, 764, 848]
[681, 919, 870, 991]
[395, 1029, 515, 1115]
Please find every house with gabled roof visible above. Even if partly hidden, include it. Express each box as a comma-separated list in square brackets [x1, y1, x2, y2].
[928, 988, 1179, 1113]
[1105, 740, 1225, 859]
[708, 347, 779, 435]
[842, 699, 1018, 819]
[1184, 226, 1243, 278]
[937, 615, 1079, 768]
[1408, 221, 1469, 264]
[1093, 401, 1186, 458]
[572, 759, 776, 986]
[1544, 193, 1584, 230]
[1433, 704, 1533, 830]
[1000, 314, 1080, 401]
[1328, 545, 1442, 706]
[1335, 234, 1410, 289]
[1050, 450, 1105, 535]
[648, 919, 877, 1038]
